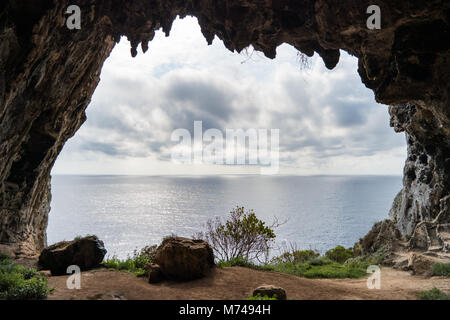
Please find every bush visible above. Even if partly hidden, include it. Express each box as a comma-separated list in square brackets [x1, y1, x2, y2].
[325, 246, 354, 263]
[344, 248, 387, 270]
[431, 263, 450, 277]
[195, 206, 283, 263]
[217, 257, 274, 271]
[0, 259, 50, 300]
[102, 245, 156, 277]
[307, 257, 333, 266]
[271, 249, 320, 264]
[418, 288, 450, 300]
[270, 260, 366, 279]
[301, 263, 366, 279]
[0, 253, 12, 262]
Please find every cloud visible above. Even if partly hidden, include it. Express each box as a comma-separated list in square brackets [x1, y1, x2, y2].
[52, 16, 406, 175]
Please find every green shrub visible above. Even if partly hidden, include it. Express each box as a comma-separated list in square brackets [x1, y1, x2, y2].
[431, 263, 450, 277]
[0, 260, 50, 300]
[271, 250, 320, 264]
[0, 275, 49, 300]
[270, 261, 366, 279]
[73, 234, 97, 241]
[217, 257, 274, 271]
[307, 257, 333, 266]
[247, 293, 278, 300]
[102, 245, 156, 277]
[344, 249, 387, 270]
[0, 253, 12, 262]
[195, 206, 282, 263]
[217, 248, 368, 279]
[325, 246, 354, 264]
[418, 288, 450, 300]
[301, 263, 366, 279]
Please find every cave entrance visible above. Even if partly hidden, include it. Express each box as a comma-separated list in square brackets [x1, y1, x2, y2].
[48, 17, 406, 258]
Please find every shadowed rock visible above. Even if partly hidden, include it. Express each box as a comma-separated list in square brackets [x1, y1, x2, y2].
[154, 237, 215, 281]
[38, 235, 107, 276]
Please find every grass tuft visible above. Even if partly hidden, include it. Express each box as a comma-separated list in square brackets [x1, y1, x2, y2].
[217, 246, 380, 279]
[431, 263, 450, 277]
[217, 257, 274, 271]
[247, 293, 278, 300]
[102, 245, 156, 277]
[418, 288, 450, 300]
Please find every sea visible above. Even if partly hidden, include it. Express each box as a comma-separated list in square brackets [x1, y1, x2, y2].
[47, 175, 402, 259]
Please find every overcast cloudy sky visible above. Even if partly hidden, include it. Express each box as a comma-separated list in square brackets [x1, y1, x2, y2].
[52, 17, 406, 176]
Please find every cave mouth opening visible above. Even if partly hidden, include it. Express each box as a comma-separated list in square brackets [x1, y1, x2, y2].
[47, 16, 406, 259]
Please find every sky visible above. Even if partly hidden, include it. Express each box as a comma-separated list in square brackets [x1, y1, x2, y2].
[52, 16, 407, 176]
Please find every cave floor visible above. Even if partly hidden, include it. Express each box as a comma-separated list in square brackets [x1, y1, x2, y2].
[46, 266, 450, 300]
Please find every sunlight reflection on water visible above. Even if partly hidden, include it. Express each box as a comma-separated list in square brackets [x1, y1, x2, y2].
[48, 175, 402, 259]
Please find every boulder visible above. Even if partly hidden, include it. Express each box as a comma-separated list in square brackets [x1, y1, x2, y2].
[253, 285, 287, 300]
[38, 235, 107, 275]
[154, 237, 214, 281]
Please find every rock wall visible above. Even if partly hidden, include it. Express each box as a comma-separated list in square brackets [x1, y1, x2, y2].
[389, 103, 450, 251]
[0, 0, 449, 258]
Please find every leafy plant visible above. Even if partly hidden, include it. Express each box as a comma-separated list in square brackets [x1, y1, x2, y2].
[102, 245, 156, 277]
[73, 234, 97, 241]
[0, 258, 50, 300]
[271, 242, 320, 264]
[325, 246, 354, 263]
[195, 206, 283, 263]
[269, 260, 367, 279]
[431, 263, 450, 277]
[418, 288, 450, 300]
[0, 253, 12, 262]
[247, 293, 278, 300]
[217, 256, 274, 271]
[307, 257, 333, 266]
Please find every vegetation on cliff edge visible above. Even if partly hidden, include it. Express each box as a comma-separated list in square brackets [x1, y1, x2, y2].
[0, 254, 50, 300]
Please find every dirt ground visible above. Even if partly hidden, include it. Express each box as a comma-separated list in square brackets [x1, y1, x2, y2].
[46, 266, 450, 300]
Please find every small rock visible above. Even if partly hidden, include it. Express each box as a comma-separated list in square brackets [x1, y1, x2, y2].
[253, 285, 287, 300]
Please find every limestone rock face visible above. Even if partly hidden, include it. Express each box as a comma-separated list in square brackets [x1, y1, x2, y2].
[389, 103, 450, 250]
[38, 235, 107, 276]
[359, 220, 402, 254]
[0, 1, 449, 258]
[154, 237, 215, 281]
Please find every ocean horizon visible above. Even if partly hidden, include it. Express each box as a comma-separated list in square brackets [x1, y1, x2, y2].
[47, 174, 402, 259]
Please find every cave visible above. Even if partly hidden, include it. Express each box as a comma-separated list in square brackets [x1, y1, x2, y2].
[0, 0, 449, 263]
